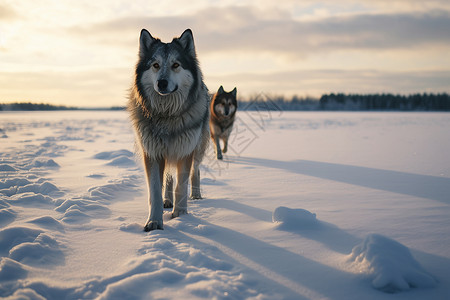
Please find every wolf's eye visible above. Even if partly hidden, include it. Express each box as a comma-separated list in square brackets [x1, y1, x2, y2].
[172, 63, 180, 69]
[152, 63, 160, 69]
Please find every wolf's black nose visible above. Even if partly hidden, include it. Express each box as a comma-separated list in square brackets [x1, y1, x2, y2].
[157, 80, 168, 91]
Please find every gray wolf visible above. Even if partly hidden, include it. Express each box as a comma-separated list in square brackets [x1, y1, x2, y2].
[210, 86, 237, 160]
[127, 29, 210, 231]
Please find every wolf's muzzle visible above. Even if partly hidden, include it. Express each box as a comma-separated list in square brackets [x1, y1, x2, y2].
[157, 79, 168, 91]
[156, 79, 177, 95]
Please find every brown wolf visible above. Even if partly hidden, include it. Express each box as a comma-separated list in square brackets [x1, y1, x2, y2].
[210, 86, 237, 160]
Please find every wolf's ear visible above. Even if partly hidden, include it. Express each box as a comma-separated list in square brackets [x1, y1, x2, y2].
[231, 87, 237, 97]
[179, 29, 196, 56]
[218, 86, 224, 94]
[139, 29, 156, 58]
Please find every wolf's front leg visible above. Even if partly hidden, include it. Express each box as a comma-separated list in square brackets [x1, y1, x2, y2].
[143, 155, 165, 231]
[222, 135, 229, 154]
[173, 154, 193, 217]
[214, 136, 223, 160]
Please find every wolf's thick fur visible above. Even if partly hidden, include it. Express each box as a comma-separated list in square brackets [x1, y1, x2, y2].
[127, 29, 209, 231]
[210, 86, 237, 160]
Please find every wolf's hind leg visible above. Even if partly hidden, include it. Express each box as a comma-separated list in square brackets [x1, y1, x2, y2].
[163, 173, 174, 208]
[190, 160, 202, 199]
[173, 154, 193, 217]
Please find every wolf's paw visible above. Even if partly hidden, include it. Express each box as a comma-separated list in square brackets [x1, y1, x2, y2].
[190, 188, 202, 199]
[163, 200, 173, 208]
[172, 209, 188, 218]
[216, 153, 223, 160]
[190, 193, 202, 200]
[143, 221, 163, 232]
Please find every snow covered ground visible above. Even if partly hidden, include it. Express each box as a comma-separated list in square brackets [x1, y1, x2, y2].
[0, 110, 449, 299]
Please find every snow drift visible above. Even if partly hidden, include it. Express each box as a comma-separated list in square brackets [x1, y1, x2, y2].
[349, 234, 437, 293]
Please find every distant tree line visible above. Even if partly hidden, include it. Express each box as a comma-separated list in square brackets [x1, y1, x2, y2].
[241, 93, 450, 111]
[318, 93, 450, 111]
[240, 95, 317, 111]
[2, 93, 449, 111]
[0, 102, 75, 111]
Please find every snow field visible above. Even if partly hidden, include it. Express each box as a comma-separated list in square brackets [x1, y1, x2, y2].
[0, 111, 449, 299]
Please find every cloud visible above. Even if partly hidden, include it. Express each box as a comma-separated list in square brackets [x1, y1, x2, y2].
[199, 9, 450, 53]
[0, 4, 18, 21]
[206, 69, 450, 97]
[1, 2, 449, 106]
[67, 6, 450, 57]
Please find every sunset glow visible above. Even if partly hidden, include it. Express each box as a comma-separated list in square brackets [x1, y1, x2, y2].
[1, 0, 449, 107]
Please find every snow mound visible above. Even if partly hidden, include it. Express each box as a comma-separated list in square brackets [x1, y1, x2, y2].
[9, 233, 64, 267]
[349, 234, 437, 293]
[86, 173, 106, 179]
[56, 175, 139, 224]
[5, 289, 45, 300]
[28, 158, 60, 169]
[119, 222, 143, 233]
[0, 227, 42, 256]
[16, 181, 61, 196]
[27, 216, 65, 232]
[0, 128, 7, 138]
[0, 257, 28, 281]
[97, 268, 185, 299]
[0, 178, 31, 189]
[272, 206, 319, 229]
[8, 192, 54, 207]
[0, 208, 16, 227]
[56, 199, 110, 224]
[93, 150, 136, 167]
[106, 155, 136, 167]
[0, 164, 17, 172]
[93, 150, 133, 160]
[88, 176, 138, 200]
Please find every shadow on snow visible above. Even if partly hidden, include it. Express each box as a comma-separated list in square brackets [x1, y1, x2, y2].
[233, 157, 450, 204]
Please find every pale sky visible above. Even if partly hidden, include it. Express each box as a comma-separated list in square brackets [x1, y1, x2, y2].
[1, 0, 449, 107]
